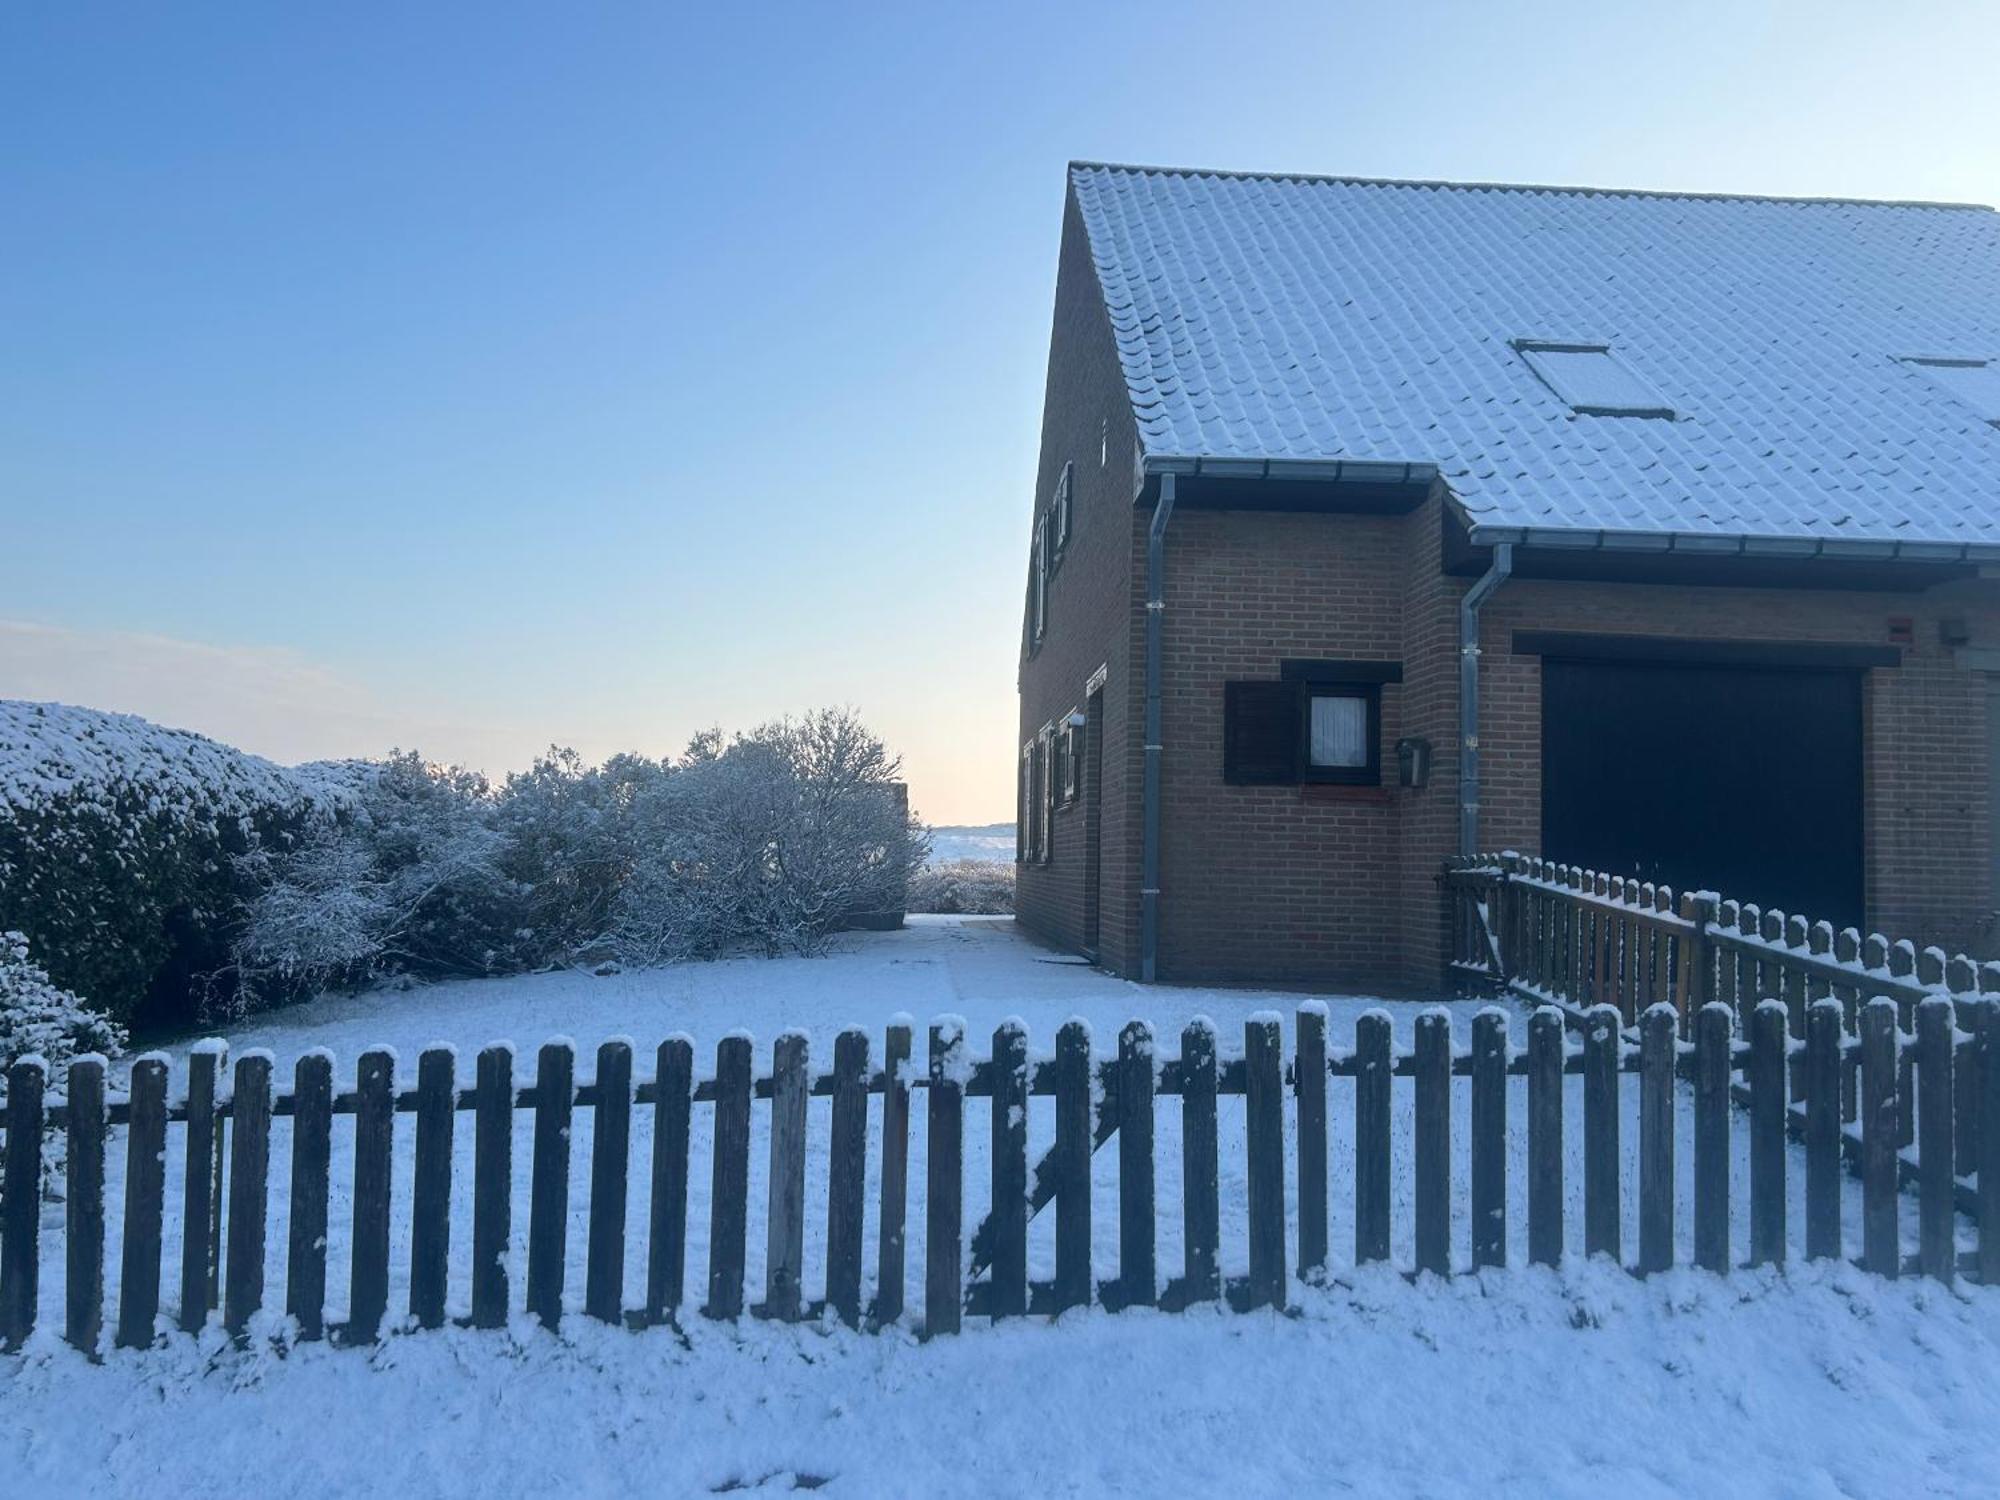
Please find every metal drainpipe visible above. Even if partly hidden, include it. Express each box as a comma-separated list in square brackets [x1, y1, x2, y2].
[1140, 471, 1177, 982]
[1458, 541, 1514, 857]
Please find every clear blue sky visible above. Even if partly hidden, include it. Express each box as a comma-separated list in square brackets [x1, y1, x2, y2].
[5, 1, 1997, 822]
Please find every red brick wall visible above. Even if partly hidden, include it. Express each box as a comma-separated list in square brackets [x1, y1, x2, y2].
[1013, 187, 1143, 972]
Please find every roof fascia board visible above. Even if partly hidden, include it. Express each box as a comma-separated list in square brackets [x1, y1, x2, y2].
[1468, 523, 2000, 565]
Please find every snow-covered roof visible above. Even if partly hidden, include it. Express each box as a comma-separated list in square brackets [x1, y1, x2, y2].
[1070, 162, 2000, 557]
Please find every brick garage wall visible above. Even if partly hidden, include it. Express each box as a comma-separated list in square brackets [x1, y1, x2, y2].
[1144, 491, 1999, 990]
[1013, 186, 1143, 973]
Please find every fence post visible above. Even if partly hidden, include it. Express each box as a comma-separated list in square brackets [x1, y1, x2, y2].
[527, 1040, 573, 1330]
[1639, 1005, 1675, 1275]
[1180, 1018, 1220, 1303]
[707, 1033, 751, 1320]
[118, 1055, 169, 1349]
[826, 1027, 870, 1326]
[1414, 1009, 1452, 1278]
[1890, 941, 1918, 1148]
[926, 1018, 965, 1338]
[989, 1020, 1028, 1320]
[875, 1019, 912, 1324]
[350, 1047, 395, 1343]
[1949, 957, 1980, 1175]
[1749, 1001, 1787, 1268]
[1583, 1006, 1621, 1263]
[1527, 1008, 1563, 1267]
[471, 1044, 513, 1330]
[649, 1035, 694, 1324]
[0, 1057, 43, 1350]
[1296, 1003, 1329, 1279]
[66, 1054, 107, 1354]
[223, 1052, 271, 1339]
[764, 1032, 807, 1321]
[411, 1046, 455, 1331]
[1471, 1009, 1507, 1270]
[1687, 892, 1717, 1033]
[589, 1038, 634, 1325]
[1355, 1011, 1393, 1265]
[1918, 998, 1955, 1284]
[1693, 1003, 1731, 1273]
[1053, 1019, 1092, 1314]
[1118, 1021, 1156, 1309]
[1983, 1002, 2000, 1286]
[1861, 998, 1900, 1277]
[288, 1050, 333, 1340]
[1805, 998, 1842, 1261]
[1245, 1014, 1287, 1306]
[179, 1043, 222, 1334]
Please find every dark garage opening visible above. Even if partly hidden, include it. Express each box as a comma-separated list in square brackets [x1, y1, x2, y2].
[1541, 656, 1865, 928]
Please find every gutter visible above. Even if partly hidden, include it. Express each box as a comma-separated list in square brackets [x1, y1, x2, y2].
[1140, 471, 1177, 983]
[1465, 523, 2000, 566]
[1458, 542, 1514, 857]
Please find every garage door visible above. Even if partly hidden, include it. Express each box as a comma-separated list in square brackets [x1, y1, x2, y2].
[1541, 657, 1864, 927]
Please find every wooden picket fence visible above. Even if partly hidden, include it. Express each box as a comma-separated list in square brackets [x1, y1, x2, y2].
[3, 994, 1995, 1358]
[1443, 852, 2000, 1220]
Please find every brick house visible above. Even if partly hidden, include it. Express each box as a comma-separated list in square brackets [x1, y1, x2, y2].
[1015, 161, 2000, 991]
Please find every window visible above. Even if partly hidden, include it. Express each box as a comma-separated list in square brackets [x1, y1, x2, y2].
[1223, 662, 1399, 787]
[1052, 462, 1073, 556]
[1017, 745, 1032, 862]
[1901, 356, 2000, 425]
[1029, 518, 1048, 649]
[1514, 340, 1674, 418]
[1057, 716, 1082, 807]
[1035, 728, 1055, 862]
[1100, 418, 1109, 468]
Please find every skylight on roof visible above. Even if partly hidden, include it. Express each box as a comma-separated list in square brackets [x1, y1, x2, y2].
[1901, 356, 2000, 426]
[1514, 341, 1674, 418]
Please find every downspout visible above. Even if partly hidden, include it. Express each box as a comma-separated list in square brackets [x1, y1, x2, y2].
[1140, 471, 1177, 982]
[1458, 541, 1514, 856]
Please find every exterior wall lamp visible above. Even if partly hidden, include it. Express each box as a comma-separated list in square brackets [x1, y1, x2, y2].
[1396, 736, 1432, 789]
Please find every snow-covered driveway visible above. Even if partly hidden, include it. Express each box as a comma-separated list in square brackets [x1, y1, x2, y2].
[7, 915, 2000, 1496]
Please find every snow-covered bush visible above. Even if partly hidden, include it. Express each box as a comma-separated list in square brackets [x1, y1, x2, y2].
[0, 931, 127, 1084]
[0, 702, 346, 1031]
[230, 752, 521, 1011]
[907, 858, 1015, 915]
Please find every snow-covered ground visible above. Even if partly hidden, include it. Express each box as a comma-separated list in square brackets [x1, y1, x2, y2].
[8, 915, 2000, 1496]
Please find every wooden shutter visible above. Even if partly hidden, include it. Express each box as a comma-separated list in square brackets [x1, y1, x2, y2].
[1224, 681, 1300, 785]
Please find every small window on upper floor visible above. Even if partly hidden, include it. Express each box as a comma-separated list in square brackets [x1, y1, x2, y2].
[1514, 340, 1674, 418]
[1052, 462, 1072, 555]
[1901, 356, 2000, 426]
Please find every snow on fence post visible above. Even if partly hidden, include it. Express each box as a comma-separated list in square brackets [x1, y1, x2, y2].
[1526, 1008, 1564, 1268]
[1296, 1004, 1329, 1280]
[1917, 998, 1955, 1284]
[825, 1027, 870, 1326]
[1117, 1020, 1156, 1309]
[764, 1033, 808, 1321]
[526, 1040, 573, 1330]
[411, 1047, 455, 1331]
[1244, 1014, 1287, 1306]
[223, 1051, 270, 1338]
[118, 1055, 169, 1348]
[1861, 998, 1900, 1278]
[1471, 1009, 1507, 1271]
[349, 1048, 396, 1343]
[66, 1054, 107, 1354]
[288, 1051, 332, 1340]
[1805, 999, 1843, 1261]
[706, 1034, 751, 1320]
[1749, 1001, 1788, 1268]
[470, 1044, 513, 1329]
[1052, 1019, 1092, 1314]
[925, 1018, 965, 1338]
[588, 1039, 633, 1325]
[179, 1044, 223, 1334]
[1693, 1003, 1732, 1273]
[0, 1057, 42, 1350]
[989, 1020, 1029, 1320]
[647, 1037, 693, 1323]
[875, 1020, 912, 1324]
[1354, 1011, 1392, 1265]
[1582, 1006, 1621, 1263]
[1179, 1018, 1220, 1304]
[1982, 1002, 2000, 1286]
[1638, 1006, 1675, 1275]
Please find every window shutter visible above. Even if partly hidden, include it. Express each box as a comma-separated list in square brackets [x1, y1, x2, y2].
[1224, 681, 1301, 785]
